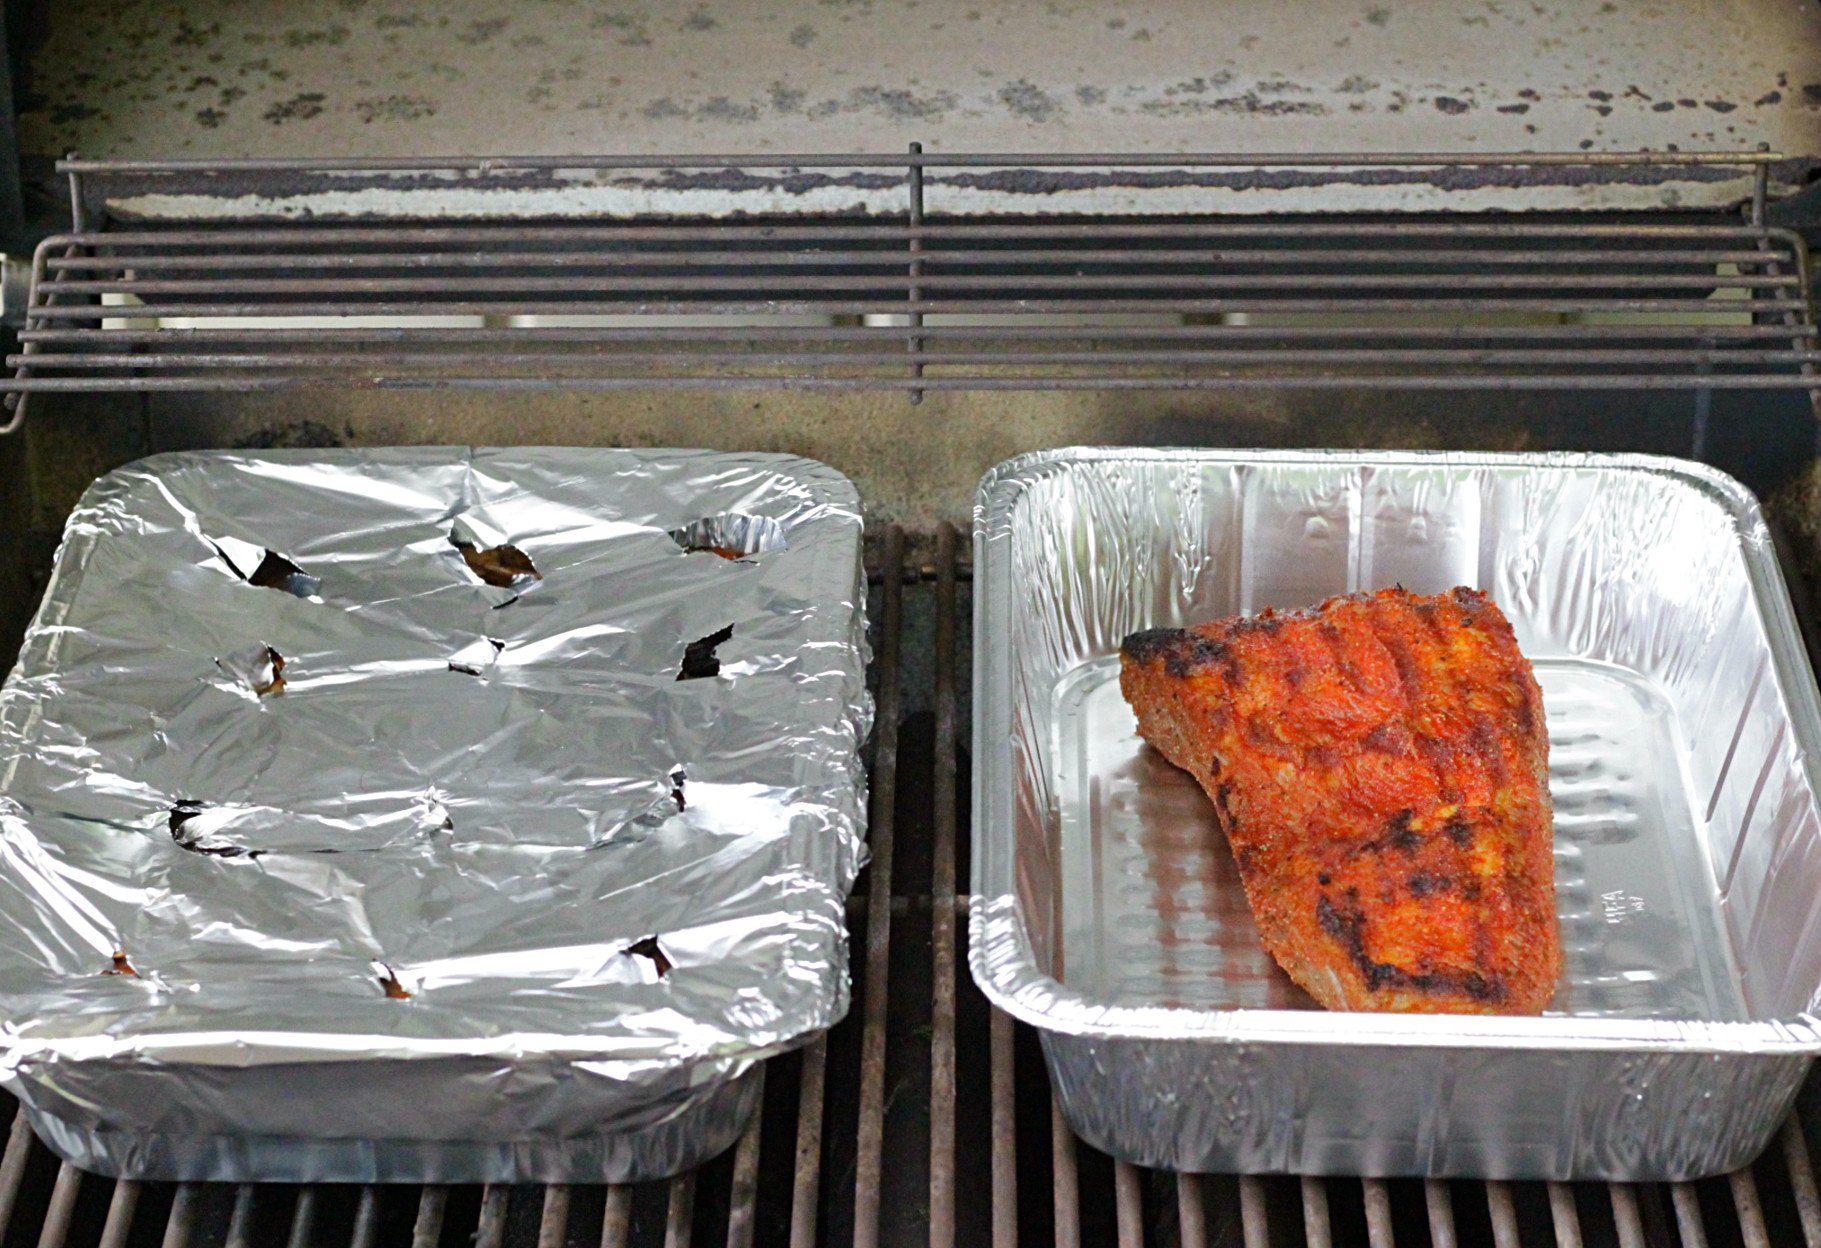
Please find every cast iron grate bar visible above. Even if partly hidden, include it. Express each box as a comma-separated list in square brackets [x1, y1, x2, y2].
[929, 526, 959, 1248]
[852, 525, 902, 1248]
[0, 529, 1819, 1248]
[2, 150, 1817, 433]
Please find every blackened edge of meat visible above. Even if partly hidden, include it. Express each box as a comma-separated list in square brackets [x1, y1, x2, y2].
[1451, 586, 1489, 613]
[1383, 809, 1421, 852]
[1121, 627, 1231, 678]
[1408, 872, 1451, 897]
[1228, 613, 1284, 636]
[1315, 893, 1506, 1003]
[1213, 782, 1235, 829]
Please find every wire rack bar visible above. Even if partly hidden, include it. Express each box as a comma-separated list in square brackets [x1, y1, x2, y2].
[3, 150, 1813, 432]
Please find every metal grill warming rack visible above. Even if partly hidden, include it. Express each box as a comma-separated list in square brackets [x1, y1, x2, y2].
[0, 150, 1817, 434]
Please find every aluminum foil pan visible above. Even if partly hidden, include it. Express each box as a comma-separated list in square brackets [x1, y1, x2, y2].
[971, 448, 1821, 1181]
[0, 446, 871, 1183]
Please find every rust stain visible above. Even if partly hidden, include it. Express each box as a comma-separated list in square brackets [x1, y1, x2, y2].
[355, 95, 438, 123]
[998, 79, 1061, 123]
[263, 92, 325, 124]
[455, 17, 509, 45]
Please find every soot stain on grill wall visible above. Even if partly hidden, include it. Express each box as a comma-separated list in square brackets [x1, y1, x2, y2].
[233, 420, 350, 450]
[15, 0, 1820, 180]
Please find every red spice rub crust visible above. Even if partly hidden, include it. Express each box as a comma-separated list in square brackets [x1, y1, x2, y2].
[1119, 587, 1559, 1015]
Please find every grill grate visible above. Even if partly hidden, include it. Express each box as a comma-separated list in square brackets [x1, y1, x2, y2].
[2, 151, 1818, 434]
[0, 528, 1818, 1248]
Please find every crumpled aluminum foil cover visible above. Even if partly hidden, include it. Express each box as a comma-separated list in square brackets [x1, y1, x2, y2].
[971, 448, 1821, 1181]
[0, 447, 871, 1183]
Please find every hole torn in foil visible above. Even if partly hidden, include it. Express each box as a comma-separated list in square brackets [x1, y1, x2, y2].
[414, 792, 455, 833]
[210, 537, 321, 599]
[448, 637, 507, 678]
[450, 533, 541, 589]
[375, 963, 412, 1000]
[102, 951, 137, 977]
[667, 513, 787, 561]
[625, 936, 673, 979]
[168, 802, 259, 859]
[608, 777, 691, 846]
[608, 768, 699, 845]
[215, 644, 287, 697]
[677, 625, 734, 680]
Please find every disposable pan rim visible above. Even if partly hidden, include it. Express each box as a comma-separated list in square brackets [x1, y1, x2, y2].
[969, 445, 1821, 1057]
[964, 921, 1821, 1054]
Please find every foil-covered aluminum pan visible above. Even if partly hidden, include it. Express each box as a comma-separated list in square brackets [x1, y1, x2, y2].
[0, 447, 871, 1183]
[971, 448, 1821, 1181]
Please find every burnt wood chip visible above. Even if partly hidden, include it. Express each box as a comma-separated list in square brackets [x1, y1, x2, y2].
[453, 538, 541, 587]
[102, 951, 137, 976]
[213, 542, 320, 597]
[677, 624, 735, 680]
[255, 646, 286, 697]
[378, 967, 412, 999]
[626, 936, 673, 977]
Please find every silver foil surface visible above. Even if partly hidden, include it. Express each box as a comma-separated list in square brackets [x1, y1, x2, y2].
[0, 447, 871, 1183]
[971, 449, 1821, 1181]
